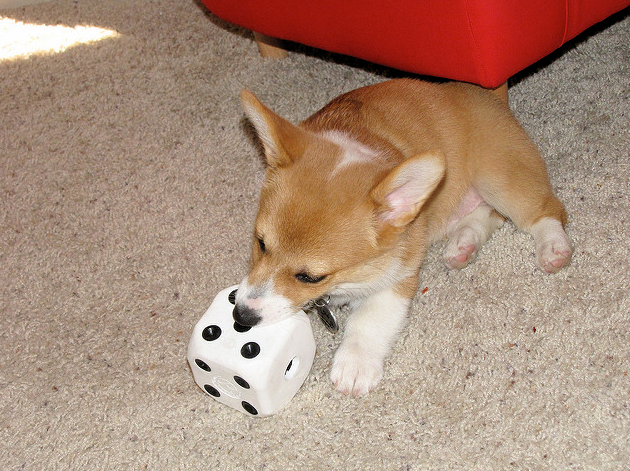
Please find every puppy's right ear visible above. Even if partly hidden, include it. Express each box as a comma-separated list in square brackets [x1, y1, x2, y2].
[241, 90, 308, 168]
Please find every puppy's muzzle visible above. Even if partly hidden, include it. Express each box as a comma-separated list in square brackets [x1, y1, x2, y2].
[232, 304, 262, 326]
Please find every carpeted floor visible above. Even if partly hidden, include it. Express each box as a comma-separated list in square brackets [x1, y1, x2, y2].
[1, 1, 629, 470]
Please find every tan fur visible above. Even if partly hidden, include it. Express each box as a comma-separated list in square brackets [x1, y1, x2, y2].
[236, 79, 572, 394]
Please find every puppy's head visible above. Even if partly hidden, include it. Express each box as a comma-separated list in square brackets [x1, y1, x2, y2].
[233, 90, 444, 326]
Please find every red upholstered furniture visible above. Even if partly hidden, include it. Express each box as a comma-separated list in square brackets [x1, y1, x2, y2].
[201, 0, 628, 94]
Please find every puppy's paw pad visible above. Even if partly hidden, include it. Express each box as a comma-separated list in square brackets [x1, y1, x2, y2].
[538, 243, 572, 273]
[330, 345, 383, 396]
[537, 239, 572, 274]
[532, 218, 572, 274]
[444, 228, 479, 269]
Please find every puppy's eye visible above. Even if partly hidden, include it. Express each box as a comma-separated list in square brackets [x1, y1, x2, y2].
[295, 273, 327, 284]
[257, 237, 266, 253]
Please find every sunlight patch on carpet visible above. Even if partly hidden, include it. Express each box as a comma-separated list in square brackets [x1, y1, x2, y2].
[0, 17, 120, 60]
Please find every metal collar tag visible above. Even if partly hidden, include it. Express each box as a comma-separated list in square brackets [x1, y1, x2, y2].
[310, 296, 339, 333]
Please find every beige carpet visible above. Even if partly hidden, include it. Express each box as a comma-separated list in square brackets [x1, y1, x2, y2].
[1, 1, 629, 469]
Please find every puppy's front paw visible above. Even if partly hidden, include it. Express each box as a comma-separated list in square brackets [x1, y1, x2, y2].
[330, 344, 383, 396]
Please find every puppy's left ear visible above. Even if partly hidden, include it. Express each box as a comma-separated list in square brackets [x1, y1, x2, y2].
[371, 151, 445, 228]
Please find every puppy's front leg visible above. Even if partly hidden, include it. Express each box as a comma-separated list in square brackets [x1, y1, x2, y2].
[330, 286, 412, 396]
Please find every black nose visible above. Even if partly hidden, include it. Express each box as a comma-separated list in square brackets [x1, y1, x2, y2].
[233, 304, 262, 327]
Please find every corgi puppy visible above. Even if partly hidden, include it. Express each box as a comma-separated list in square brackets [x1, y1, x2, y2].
[233, 79, 572, 396]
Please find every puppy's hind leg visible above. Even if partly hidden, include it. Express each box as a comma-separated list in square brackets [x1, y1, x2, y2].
[474, 137, 572, 274]
[444, 190, 505, 269]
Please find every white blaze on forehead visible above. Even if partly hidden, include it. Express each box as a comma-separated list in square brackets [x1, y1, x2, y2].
[321, 131, 381, 177]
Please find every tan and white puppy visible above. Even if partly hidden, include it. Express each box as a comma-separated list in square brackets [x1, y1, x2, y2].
[233, 79, 572, 396]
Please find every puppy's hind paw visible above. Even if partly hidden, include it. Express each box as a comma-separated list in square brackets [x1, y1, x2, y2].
[444, 238, 478, 270]
[531, 217, 573, 274]
[330, 344, 383, 396]
[444, 205, 503, 270]
[538, 240, 572, 274]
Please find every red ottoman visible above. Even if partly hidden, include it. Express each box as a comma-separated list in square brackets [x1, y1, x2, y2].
[200, 0, 629, 91]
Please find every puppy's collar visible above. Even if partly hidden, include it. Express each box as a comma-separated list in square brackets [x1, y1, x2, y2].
[306, 296, 339, 334]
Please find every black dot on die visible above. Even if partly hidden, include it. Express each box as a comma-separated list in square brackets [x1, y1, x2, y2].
[204, 384, 220, 397]
[233, 322, 252, 333]
[228, 289, 237, 305]
[195, 359, 211, 372]
[241, 401, 258, 415]
[233, 376, 250, 389]
[240, 342, 260, 359]
[202, 325, 221, 341]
